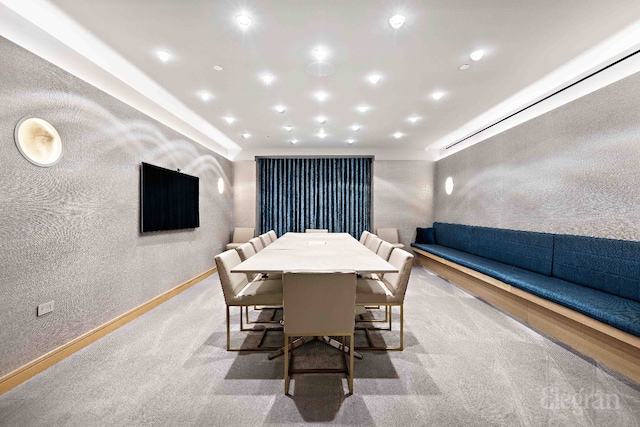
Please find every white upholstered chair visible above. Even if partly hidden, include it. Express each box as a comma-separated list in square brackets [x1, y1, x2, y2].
[259, 233, 272, 247]
[376, 228, 405, 249]
[267, 230, 278, 242]
[363, 233, 377, 247]
[359, 230, 371, 245]
[249, 237, 264, 252]
[355, 248, 414, 350]
[283, 271, 357, 396]
[376, 241, 395, 261]
[366, 236, 383, 253]
[305, 229, 329, 233]
[214, 249, 282, 351]
[226, 227, 254, 250]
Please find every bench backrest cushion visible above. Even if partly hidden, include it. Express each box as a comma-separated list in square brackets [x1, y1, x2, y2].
[553, 234, 640, 302]
[434, 223, 554, 276]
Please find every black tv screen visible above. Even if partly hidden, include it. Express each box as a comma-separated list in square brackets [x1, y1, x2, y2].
[140, 162, 199, 232]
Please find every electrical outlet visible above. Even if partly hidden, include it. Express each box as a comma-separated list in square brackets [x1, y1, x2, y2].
[37, 300, 54, 317]
[218, 244, 223, 250]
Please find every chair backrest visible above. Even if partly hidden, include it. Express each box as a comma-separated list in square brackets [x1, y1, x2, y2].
[259, 233, 271, 247]
[232, 227, 255, 244]
[366, 236, 383, 253]
[377, 228, 400, 244]
[214, 249, 249, 304]
[283, 271, 356, 336]
[383, 248, 414, 302]
[376, 241, 395, 261]
[249, 237, 264, 252]
[267, 230, 277, 242]
[236, 242, 257, 261]
[359, 230, 370, 245]
[363, 233, 376, 247]
[305, 229, 329, 233]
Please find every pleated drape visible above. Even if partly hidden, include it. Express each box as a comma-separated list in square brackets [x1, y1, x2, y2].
[257, 157, 372, 238]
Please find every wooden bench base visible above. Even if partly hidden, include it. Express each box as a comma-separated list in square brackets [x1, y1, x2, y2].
[413, 248, 640, 384]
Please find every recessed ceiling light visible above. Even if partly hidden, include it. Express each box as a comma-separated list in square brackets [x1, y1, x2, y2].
[314, 91, 329, 102]
[389, 14, 405, 29]
[351, 125, 361, 131]
[156, 49, 172, 62]
[290, 139, 298, 145]
[346, 139, 355, 144]
[431, 91, 444, 100]
[213, 65, 223, 71]
[241, 133, 251, 139]
[408, 116, 419, 123]
[198, 91, 212, 101]
[312, 46, 329, 62]
[393, 132, 404, 139]
[317, 129, 328, 139]
[284, 125, 293, 131]
[357, 105, 369, 113]
[459, 64, 470, 71]
[470, 50, 484, 61]
[275, 105, 286, 113]
[261, 73, 275, 85]
[236, 13, 252, 29]
[367, 74, 382, 85]
[223, 116, 235, 124]
[316, 116, 327, 124]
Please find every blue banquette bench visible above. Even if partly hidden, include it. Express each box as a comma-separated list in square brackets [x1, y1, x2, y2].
[411, 222, 640, 383]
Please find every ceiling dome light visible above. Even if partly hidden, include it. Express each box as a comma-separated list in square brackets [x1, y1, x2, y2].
[241, 133, 251, 139]
[351, 125, 361, 131]
[357, 105, 369, 113]
[459, 64, 470, 71]
[470, 50, 484, 61]
[317, 129, 328, 139]
[261, 73, 275, 85]
[156, 49, 172, 63]
[213, 65, 223, 71]
[408, 116, 419, 123]
[389, 14, 405, 29]
[223, 116, 235, 124]
[275, 105, 286, 113]
[367, 74, 382, 85]
[290, 139, 298, 145]
[431, 91, 444, 100]
[393, 132, 403, 139]
[314, 91, 329, 102]
[346, 139, 355, 144]
[316, 116, 327, 124]
[236, 13, 252, 29]
[312, 46, 329, 62]
[284, 125, 293, 131]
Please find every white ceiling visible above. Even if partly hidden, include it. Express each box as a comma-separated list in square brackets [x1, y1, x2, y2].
[2, 1, 640, 161]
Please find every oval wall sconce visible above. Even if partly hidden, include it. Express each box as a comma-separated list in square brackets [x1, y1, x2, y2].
[14, 117, 63, 167]
[217, 177, 225, 194]
[445, 176, 454, 195]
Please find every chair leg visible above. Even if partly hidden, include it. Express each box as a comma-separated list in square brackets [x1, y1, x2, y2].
[284, 335, 291, 395]
[348, 333, 354, 395]
[226, 306, 283, 352]
[355, 304, 404, 351]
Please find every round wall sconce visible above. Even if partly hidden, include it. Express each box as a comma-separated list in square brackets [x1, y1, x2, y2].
[217, 177, 225, 194]
[14, 117, 62, 167]
[445, 177, 454, 195]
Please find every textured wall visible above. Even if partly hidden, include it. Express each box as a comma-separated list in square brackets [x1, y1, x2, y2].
[373, 161, 434, 248]
[0, 37, 232, 377]
[232, 161, 257, 230]
[434, 70, 640, 241]
[233, 160, 434, 247]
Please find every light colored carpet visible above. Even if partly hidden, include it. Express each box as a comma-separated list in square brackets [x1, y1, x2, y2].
[1, 265, 639, 426]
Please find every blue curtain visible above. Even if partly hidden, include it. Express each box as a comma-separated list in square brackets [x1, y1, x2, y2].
[257, 157, 372, 238]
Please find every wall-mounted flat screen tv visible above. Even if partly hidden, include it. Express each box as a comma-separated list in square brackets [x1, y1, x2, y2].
[140, 162, 199, 232]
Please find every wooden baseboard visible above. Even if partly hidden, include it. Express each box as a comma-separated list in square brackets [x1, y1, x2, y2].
[0, 267, 216, 396]
[413, 248, 640, 384]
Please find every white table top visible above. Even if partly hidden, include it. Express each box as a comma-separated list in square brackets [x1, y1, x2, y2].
[231, 232, 398, 274]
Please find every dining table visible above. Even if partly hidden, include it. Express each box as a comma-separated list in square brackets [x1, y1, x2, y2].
[230, 232, 398, 359]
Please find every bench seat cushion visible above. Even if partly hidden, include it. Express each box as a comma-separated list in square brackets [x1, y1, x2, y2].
[411, 242, 640, 337]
